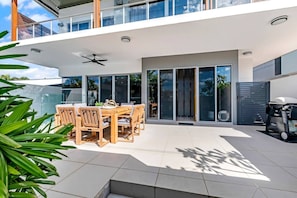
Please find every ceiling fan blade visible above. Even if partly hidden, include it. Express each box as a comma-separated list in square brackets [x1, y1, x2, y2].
[97, 59, 107, 62]
[96, 61, 105, 66]
[81, 55, 92, 61]
[82, 60, 92, 63]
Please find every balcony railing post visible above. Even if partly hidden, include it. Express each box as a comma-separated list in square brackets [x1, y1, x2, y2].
[100, 11, 103, 27]
[70, 17, 73, 32]
[50, 21, 53, 35]
[32, 24, 35, 38]
[123, 6, 125, 24]
[91, 13, 93, 29]
[173, 0, 175, 16]
[146, 1, 149, 20]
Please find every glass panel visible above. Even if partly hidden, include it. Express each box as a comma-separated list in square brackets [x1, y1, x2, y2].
[199, 67, 215, 121]
[87, 76, 99, 106]
[147, 70, 158, 119]
[115, 75, 128, 103]
[35, 21, 51, 37]
[175, 0, 187, 15]
[217, 0, 251, 8]
[127, 3, 146, 22]
[176, 68, 195, 121]
[102, 7, 123, 26]
[100, 76, 112, 102]
[62, 76, 82, 88]
[160, 70, 173, 120]
[130, 74, 141, 104]
[217, 65, 231, 122]
[62, 89, 82, 104]
[149, 0, 165, 19]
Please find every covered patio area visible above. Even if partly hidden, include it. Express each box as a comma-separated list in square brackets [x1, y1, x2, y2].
[43, 124, 297, 198]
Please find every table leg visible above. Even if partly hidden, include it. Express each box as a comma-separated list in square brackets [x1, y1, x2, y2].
[110, 113, 118, 143]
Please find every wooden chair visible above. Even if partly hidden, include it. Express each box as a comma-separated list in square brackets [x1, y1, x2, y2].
[55, 106, 77, 138]
[117, 105, 141, 142]
[77, 107, 110, 147]
[138, 104, 145, 130]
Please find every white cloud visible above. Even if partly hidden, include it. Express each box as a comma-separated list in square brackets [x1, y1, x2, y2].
[0, 59, 59, 79]
[0, 0, 10, 7]
[28, 14, 51, 22]
[5, 14, 11, 21]
[23, 1, 41, 10]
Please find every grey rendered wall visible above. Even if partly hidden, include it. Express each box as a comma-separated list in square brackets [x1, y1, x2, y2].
[270, 74, 297, 100]
[253, 60, 275, 82]
[281, 50, 297, 75]
[141, 50, 238, 124]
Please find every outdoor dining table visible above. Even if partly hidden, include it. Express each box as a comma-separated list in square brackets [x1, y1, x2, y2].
[100, 106, 132, 143]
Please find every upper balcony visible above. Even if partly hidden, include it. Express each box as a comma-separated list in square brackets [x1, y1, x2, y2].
[17, 0, 266, 40]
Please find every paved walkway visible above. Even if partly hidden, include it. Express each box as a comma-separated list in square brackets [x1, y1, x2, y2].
[42, 124, 297, 198]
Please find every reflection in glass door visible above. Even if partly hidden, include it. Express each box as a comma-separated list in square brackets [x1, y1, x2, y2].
[176, 68, 195, 121]
[160, 70, 173, 120]
[148, 70, 158, 119]
[100, 76, 112, 102]
[217, 65, 231, 122]
[115, 76, 128, 103]
[199, 67, 215, 121]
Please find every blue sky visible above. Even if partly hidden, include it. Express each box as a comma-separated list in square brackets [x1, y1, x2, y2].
[0, 0, 60, 79]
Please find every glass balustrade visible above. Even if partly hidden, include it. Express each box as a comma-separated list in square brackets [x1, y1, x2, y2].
[17, 0, 264, 40]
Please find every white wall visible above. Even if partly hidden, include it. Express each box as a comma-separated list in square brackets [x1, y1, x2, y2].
[270, 74, 297, 100]
[238, 55, 253, 82]
[282, 50, 297, 75]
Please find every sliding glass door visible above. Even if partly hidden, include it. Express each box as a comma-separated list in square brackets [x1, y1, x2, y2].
[176, 68, 195, 121]
[160, 70, 173, 120]
[199, 67, 215, 121]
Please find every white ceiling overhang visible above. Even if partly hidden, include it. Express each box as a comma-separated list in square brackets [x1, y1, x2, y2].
[3, 1, 297, 74]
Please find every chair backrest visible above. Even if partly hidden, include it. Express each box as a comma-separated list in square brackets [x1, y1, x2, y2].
[79, 107, 102, 128]
[57, 106, 77, 126]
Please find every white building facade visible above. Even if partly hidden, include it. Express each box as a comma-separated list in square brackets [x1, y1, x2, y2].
[4, 0, 297, 125]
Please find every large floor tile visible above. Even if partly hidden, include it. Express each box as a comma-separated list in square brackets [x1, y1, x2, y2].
[112, 169, 158, 186]
[261, 188, 297, 198]
[205, 180, 258, 198]
[43, 190, 84, 198]
[63, 149, 100, 163]
[159, 167, 203, 180]
[50, 160, 84, 184]
[88, 152, 130, 168]
[247, 164, 297, 192]
[52, 164, 117, 198]
[156, 174, 208, 196]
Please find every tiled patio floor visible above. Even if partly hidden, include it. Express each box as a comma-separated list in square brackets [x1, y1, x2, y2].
[42, 124, 297, 198]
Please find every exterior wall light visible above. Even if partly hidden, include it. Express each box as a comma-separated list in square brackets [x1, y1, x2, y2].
[270, 15, 288, 26]
[30, 48, 41, 53]
[121, 36, 131, 43]
[242, 51, 252, 56]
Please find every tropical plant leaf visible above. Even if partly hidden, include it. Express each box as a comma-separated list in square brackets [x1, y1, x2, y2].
[12, 133, 65, 142]
[19, 142, 66, 150]
[2, 100, 32, 125]
[33, 186, 47, 198]
[0, 65, 29, 69]
[0, 180, 8, 198]
[29, 157, 58, 176]
[0, 133, 21, 148]
[8, 181, 39, 190]
[0, 54, 27, 60]
[0, 30, 8, 39]
[8, 192, 36, 198]
[12, 148, 62, 160]
[31, 179, 55, 185]
[7, 165, 21, 175]
[0, 43, 18, 52]
[2, 148, 47, 178]
[0, 121, 27, 135]
[0, 151, 8, 188]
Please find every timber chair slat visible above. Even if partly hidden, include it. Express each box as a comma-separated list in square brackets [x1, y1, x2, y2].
[56, 106, 77, 138]
[78, 107, 110, 147]
[117, 105, 141, 142]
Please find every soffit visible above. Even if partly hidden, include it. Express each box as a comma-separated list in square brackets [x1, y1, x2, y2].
[4, 1, 297, 75]
[34, 0, 93, 15]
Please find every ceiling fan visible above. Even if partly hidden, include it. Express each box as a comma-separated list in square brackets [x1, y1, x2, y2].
[81, 54, 107, 66]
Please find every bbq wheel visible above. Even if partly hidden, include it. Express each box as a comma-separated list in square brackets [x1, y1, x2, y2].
[280, 131, 289, 141]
